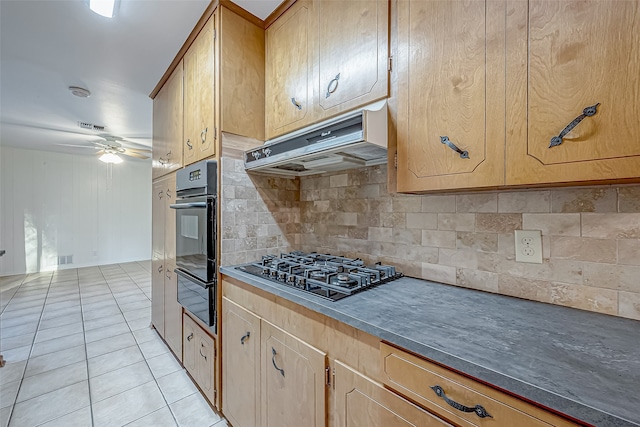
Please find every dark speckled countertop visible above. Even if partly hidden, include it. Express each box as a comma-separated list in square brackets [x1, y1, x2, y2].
[221, 266, 640, 427]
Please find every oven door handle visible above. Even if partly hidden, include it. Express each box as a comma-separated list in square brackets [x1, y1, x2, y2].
[169, 202, 207, 209]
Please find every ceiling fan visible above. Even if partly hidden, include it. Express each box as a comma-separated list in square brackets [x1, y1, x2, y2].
[60, 134, 152, 163]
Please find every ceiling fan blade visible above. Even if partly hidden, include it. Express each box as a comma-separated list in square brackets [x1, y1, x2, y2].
[55, 143, 101, 149]
[119, 137, 152, 149]
[123, 151, 150, 160]
[124, 147, 152, 155]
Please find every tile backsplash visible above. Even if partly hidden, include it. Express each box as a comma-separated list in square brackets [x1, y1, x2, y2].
[221, 158, 640, 321]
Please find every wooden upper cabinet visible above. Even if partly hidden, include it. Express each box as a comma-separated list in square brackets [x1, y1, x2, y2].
[261, 320, 326, 427]
[152, 62, 184, 178]
[396, 0, 506, 192]
[317, 0, 388, 113]
[265, 0, 312, 139]
[184, 15, 216, 165]
[506, 0, 640, 185]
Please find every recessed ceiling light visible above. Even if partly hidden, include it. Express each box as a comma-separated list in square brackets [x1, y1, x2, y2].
[69, 86, 91, 98]
[88, 0, 119, 18]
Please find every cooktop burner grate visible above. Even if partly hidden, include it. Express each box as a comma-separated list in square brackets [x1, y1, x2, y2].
[236, 251, 403, 301]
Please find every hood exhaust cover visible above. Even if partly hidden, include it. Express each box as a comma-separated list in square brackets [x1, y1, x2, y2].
[244, 100, 388, 177]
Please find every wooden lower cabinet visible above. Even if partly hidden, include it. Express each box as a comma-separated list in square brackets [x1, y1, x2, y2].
[261, 320, 326, 427]
[221, 296, 326, 427]
[221, 278, 578, 427]
[379, 343, 577, 427]
[183, 313, 216, 405]
[222, 298, 260, 427]
[334, 360, 452, 427]
[163, 262, 182, 360]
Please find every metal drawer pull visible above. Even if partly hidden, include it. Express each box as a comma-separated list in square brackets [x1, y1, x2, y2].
[291, 97, 302, 110]
[240, 332, 251, 345]
[549, 103, 600, 148]
[430, 385, 492, 418]
[271, 347, 285, 377]
[325, 73, 340, 98]
[186, 139, 193, 150]
[440, 136, 469, 159]
[201, 128, 207, 143]
[186, 333, 194, 341]
[200, 343, 207, 360]
[157, 265, 163, 273]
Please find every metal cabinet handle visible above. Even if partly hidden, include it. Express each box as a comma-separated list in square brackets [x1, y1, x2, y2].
[158, 157, 166, 165]
[166, 150, 172, 159]
[325, 73, 340, 98]
[187, 333, 194, 341]
[157, 265, 163, 273]
[440, 136, 469, 159]
[271, 347, 284, 377]
[430, 385, 492, 419]
[158, 191, 163, 199]
[166, 190, 171, 198]
[201, 128, 207, 143]
[165, 270, 171, 279]
[291, 97, 302, 110]
[240, 332, 251, 345]
[186, 139, 193, 150]
[200, 343, 207, 360]
[549, 103, 600, 148]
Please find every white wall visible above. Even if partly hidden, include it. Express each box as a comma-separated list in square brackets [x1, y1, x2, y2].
[0, 146, 151, 275]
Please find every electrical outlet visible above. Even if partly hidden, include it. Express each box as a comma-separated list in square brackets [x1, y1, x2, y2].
[515, 230, 543, 264]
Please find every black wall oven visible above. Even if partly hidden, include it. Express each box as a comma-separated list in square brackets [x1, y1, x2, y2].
[170, 160, 217, 330]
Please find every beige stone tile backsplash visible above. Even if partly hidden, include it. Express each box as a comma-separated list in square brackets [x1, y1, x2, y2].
[296, 167, 640, 321]
[220, 160, 640, 321]
[219, 158, 299, 266]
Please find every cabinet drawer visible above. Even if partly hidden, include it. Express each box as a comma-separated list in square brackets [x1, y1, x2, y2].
[380, 343, 576, 427]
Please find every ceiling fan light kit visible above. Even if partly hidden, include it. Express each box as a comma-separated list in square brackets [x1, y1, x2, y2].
[99, 152, 123, 164]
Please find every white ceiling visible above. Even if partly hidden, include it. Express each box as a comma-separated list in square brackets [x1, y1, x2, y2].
[0, 0, 282, 160]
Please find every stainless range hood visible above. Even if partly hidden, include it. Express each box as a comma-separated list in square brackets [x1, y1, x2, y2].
[244, 100, 388, 176]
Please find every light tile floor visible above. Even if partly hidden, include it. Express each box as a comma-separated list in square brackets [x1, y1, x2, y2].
[0, 262, 227, 427]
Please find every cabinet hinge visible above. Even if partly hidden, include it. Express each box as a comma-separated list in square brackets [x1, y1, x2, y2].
[394, 152, 398, 169]
[214, 126, 218, 140]
[388, 55, 393, 72]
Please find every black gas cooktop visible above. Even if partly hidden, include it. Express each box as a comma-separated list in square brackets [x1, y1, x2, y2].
[236, 251, 403, 301]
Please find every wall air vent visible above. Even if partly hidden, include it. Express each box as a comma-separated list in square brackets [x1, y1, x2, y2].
[78, 121, 105, 132]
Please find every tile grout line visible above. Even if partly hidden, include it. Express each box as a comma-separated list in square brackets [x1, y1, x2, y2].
[7, 271, 55, 427]
[75, 267, 97, 427]
[99, 264, 181, 427]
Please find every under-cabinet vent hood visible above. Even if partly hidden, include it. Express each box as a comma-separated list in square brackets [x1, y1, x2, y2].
[244, 100, 388, 176]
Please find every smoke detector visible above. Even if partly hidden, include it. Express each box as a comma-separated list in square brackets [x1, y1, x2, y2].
[69, 86, 91, 98]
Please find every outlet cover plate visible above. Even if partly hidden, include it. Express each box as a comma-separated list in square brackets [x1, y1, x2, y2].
[515, 230, 543, 264]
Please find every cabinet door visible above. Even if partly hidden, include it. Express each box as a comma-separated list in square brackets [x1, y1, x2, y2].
[151, 179, 165, 260]
[165, 62, 184, 174]
[196, 327, 216, 405]
[396, 0, 505, 192]
[196, 16, 216, 160]
[265, 0, 312, 139]
[183, 42, 199, 166]
[335, 361, 452, 427]
[506, 0, 640, 185]
[183, 313, 197, 375]
[317, 0, 388, 113]
[151, 257, 165, 337]
[164, 262, 182, 361]
[222, 298, 261, 427]
[163, 174, 176, 263]
[184, 16, 216, 164]
[261, 320, 326, 427]
[152, 82, 168, 179]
